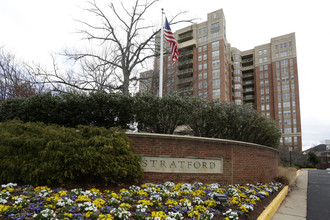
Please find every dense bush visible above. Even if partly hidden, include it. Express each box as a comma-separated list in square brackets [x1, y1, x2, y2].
[133, 93, 187, 134]
[0, 93, 281, 147]
[185, 98, 281, 148]
[0, 120, 143, 186]
[0, 92, 133, 129]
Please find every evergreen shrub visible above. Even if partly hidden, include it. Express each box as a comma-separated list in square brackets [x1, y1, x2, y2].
[0, 120, 143, 186]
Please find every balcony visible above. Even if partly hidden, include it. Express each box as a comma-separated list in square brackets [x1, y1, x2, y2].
[243, 80, 254, 85]
[242, 58, 253, 63]
[243, 72, 254, 78]
[178, 77, 193, 85]
[178, 86, 193, 93]
[242, 66, 254, 72]
[177, 68, 193, 76]
[178, 58, 193, 69]
[244, 95, 254, 100]
[179, 49, 193, 58]
[178, 31, 193, 43]
[243, 87, 254, 93]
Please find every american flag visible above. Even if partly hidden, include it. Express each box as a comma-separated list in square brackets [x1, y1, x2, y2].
[164, 17, 179, 63]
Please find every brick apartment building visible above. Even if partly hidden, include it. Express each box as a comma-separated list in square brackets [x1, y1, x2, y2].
[140, 9, 302, 151]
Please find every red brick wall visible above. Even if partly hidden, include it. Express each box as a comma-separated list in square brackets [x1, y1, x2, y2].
[127, 133, 279, 185]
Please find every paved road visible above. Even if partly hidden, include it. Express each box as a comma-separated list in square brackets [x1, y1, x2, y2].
[307, 170, 330, 220]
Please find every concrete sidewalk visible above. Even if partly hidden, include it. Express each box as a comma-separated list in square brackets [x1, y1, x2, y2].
[271, 169, 308, 220]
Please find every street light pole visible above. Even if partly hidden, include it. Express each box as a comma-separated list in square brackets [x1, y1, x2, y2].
[289, 146, 292, 166]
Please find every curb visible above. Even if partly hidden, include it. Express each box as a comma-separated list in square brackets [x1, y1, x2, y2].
[257, 169, 301, 220]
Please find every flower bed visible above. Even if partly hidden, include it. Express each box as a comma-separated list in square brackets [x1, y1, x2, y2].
[0, 182, 282, 220]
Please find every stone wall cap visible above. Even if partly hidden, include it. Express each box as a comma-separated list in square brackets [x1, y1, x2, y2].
[126, 132, 278, 153]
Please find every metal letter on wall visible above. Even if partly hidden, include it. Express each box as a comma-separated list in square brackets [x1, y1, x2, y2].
[141, 156, 223, 174]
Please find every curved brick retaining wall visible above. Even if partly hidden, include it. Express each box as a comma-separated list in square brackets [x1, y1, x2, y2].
[127, 133, 279, 185]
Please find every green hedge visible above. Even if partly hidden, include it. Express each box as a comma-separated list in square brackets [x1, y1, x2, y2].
[0, 120, 143, 186]
[0, 92, 281, 147]
[185, 98, 281, 147]
[0, 92, 133, 129]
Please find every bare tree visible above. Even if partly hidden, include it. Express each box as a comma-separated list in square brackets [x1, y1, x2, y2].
[37, 0, 192, 95]
[0, 48, 45, 101]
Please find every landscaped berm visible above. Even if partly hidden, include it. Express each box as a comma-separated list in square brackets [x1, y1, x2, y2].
[0, 93, 284, 219]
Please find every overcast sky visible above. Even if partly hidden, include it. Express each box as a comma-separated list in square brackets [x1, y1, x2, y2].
[1, 0, 329, 150]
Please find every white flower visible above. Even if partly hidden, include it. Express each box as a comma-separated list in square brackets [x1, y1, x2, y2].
[0, 198, 7, 204]
[1, 183, 17, 188]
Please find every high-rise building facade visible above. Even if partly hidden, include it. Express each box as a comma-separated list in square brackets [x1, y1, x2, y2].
[146, 9, 301, 151]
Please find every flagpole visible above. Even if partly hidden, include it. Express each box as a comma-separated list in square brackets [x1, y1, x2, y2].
[159, 8, 164, 98]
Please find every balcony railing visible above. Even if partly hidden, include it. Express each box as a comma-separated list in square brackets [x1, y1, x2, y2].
[177, 68, 193, 76]
[179, 49, 193, 57]
[243, 73, 254, 78]
[178, 31, 193, 41]
[178, 59, 193, 67]
[244, 95, 254, 100]
[243, 88, 254, 92]
[242, 58, 253, 63]
[243, 80, 254, 85]
[178, 86, 193, 93]
[178, 77, 193, 84]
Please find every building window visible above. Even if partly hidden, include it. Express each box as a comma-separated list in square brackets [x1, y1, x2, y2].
[261, 89, 264, 94]
[284, 128, 292, 133]
[265, 80, 269, 86]
[212, 32, 219, 38]
[259, 58, 263, 63]
[203, 63, 207, 69]
[212, 59, 220, 67]
[198, 73, 202, 79]
[283, 101, 290, 108]
[203, 54, 207, 60]
[212, 41, 219, 48]
[265, 88, 269, 94]
[234, 92, 242, 97]
[198, 47, 202, 52]
[212, 50, 220, 57]
[234, 76, 241, 82]
[266, 104, 270, 110]
[260, 73, 263, 79]
[212, 69, 220, 77]
[198, 82, 202, 89]
[259, 66, 263, 71]
[281, 59, 288, 65]
[203, 45, 207, 51]
[198, 64, 202, 70]
[233, 54, 241, 60]
[203, 81, 208, 88]
[265, 72, 269, 78]
[264, 57, 268, 62]
[235, 100, 242, 105]
[264, 49, 267, 54]
[234, 84, 242, 89]
[261, 105, 265, 111]
[213, 79, 220, 86]
[260, 81, 264, 87]
[266, 96, 270, 102]
[233, 61, 241, 67]
[213, 89, 220, 96]
[203, 72, 207, 79]
[198, 55, 202, 61]
[261, 96, 264, 102]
